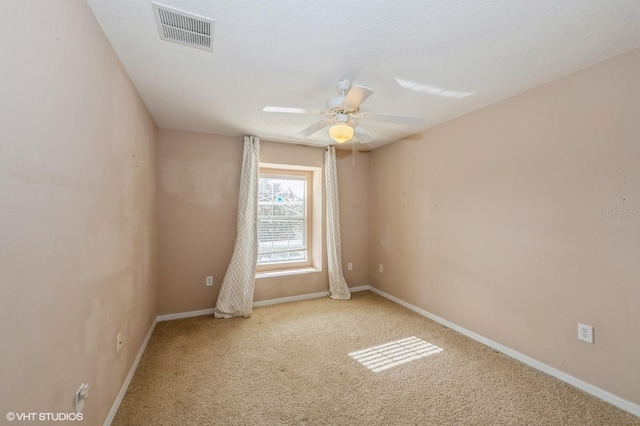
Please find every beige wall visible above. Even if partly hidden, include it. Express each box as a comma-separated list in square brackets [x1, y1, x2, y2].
[368, 48, 640, 404]
[157, 130, 370, 314]
[0, 1, 158, 424]
[336, 149, 369, 287]
[156, 130, 242, 315]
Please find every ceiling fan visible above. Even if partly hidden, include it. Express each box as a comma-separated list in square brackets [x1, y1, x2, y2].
[263, 79, 425, 144]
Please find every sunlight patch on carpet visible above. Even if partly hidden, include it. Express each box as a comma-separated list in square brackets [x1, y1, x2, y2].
[349, 336, 443, 373]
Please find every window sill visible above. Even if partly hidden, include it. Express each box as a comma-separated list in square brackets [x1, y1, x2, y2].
[255, 267, 322, 279]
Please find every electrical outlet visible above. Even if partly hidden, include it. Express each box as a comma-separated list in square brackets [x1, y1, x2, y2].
[117, 332, 123, 353]
[206, 276, 213, 286]
[578, 323, 593, 344]
[379, 264, 384, 273]
[347, 263, 353, 271]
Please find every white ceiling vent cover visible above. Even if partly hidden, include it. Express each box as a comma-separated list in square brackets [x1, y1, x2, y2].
[151, 2, 214, 52]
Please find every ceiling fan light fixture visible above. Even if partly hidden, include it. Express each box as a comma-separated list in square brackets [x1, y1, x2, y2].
[329, 123, 354, 144]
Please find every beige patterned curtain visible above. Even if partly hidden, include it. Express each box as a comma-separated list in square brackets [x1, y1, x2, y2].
[325, 146, 351, 300]
[214, 136, 260, 318]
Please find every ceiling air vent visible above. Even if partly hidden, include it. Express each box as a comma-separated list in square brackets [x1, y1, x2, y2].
[151, 2, 214, 52]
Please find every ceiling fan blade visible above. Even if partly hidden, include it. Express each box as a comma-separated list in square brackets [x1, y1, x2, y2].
[353, 125, 372, 143]
[341, 85, 374, 110]
[263, 106, 322, 114]
[360, 112, 425, 126]
[296, 119, 332, 138]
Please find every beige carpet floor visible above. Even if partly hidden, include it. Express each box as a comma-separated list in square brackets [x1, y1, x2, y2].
[113, 291, 639, 425]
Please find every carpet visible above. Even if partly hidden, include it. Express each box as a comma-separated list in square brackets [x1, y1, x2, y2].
[113, 291, 639, 425]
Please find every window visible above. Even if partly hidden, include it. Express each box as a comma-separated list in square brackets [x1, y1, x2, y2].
[257, 168, 312, 270]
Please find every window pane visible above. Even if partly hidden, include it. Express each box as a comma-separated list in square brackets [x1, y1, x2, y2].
[257, 175, 307, 264]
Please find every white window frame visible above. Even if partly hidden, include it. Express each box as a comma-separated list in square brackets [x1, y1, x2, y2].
[256, 163, 323, 276]
[257, 168, 312, 271]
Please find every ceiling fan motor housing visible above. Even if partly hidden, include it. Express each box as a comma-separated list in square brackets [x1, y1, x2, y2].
[335, 113, 349, 124]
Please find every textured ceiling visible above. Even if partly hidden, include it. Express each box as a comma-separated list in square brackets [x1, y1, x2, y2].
[86, 0, 640, 150]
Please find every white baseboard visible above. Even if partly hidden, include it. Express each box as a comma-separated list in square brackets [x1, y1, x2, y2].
[158, 286, 368, 321]
[252, 291, 329, 307]
[156, 291, 331, 321]
[365, 285, 640, 419]
[103, 317, 157, 426]
[253, 285, 370, 307]
[157, 308, 215, 322]
[156, 293, 329, 321]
